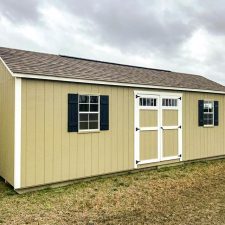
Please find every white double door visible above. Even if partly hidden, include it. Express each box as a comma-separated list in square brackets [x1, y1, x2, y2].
[134, 92, 182, 166]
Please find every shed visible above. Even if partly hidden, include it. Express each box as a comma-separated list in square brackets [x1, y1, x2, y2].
[0, 47, 225, 192]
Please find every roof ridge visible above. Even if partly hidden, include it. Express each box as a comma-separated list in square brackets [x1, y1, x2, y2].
[59, 54, 172, 73]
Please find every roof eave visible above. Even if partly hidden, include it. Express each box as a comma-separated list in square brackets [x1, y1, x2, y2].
[13, 72, 225, 95]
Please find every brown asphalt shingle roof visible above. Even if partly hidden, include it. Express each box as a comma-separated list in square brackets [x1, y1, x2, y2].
[1, 47, 225, 93]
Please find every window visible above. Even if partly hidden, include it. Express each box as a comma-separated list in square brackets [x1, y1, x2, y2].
[139, 97, 157, 107]
[203, 101, 214, 126]
[79, 95, 99, 131]
[162, 98, 178, 107]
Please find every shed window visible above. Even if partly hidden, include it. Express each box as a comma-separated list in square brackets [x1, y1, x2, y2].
[203, 101, 214, 126]
[79, 95, 99, 131]
[139, 97, 157, 107]
[162, 98, 178, 107]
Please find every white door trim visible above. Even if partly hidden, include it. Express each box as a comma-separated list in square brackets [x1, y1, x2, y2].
[134, 90, 182, 168]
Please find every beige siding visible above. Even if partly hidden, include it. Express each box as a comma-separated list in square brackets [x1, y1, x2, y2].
[21, 79, 225, 188]
[0, 60, 15, 185]
[182, 92, 225, 161]
[21, 80, 134, 188]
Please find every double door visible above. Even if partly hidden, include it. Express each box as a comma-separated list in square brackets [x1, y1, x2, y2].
[134, 92, 182, 166]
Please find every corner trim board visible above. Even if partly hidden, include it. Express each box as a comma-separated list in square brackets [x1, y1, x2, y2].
[14, 77, 22, 189]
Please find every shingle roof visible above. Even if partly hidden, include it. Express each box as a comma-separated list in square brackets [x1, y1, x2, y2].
[1, 47, 225, 93]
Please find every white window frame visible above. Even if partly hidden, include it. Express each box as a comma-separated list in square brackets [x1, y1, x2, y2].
[203, 100, 214, 127]
[139, 96, 158, 110]
[78, 94, 100, 132]
[161, 96, 179, 110]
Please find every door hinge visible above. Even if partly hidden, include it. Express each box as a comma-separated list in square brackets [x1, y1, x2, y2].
[136, 127, 140, 131]
[178, 125, 182, 129]
[178, 154, 182, 158]
[178, 97, 182, 100]
[136, 160, 140, 164]
[161, 127, 164, 130]
[136, 95, 140, 98]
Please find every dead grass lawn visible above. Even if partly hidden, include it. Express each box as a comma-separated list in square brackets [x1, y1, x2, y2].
[0, 159, 225, 224]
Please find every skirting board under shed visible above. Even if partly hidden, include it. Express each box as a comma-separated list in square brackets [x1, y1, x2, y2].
[14, 155, 225, 194]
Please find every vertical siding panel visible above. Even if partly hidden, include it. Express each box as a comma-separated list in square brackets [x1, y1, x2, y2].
[61, 83, 70, 180]
[191, 93, 196, 159]
[111, 87, 118, 171]
[35, 81, 45, 185]
[182, 93, 186, 160]
[44, 81, 54, 183]
[103, 86, 112, 173]
[186, 92, 191, 160]
[123, 88, 129, 169]
[117, 88, 124, 170]
[26, 81, 36, 186]
[53, 82, 62, 182]
[128, 89, 134, 169]
[193, 94, 199, 159]
[21, 80, 27, 187]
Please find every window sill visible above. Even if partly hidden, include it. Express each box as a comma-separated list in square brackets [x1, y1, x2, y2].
[78, 129, 100, 134]
[203, 125, 214, 128]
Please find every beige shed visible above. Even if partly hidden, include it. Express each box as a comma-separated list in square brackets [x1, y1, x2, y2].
[0, 47, 225, 193]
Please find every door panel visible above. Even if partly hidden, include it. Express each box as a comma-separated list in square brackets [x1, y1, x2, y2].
[163, 129, 178, 157]
[140, 110, 158, 127]
[163, 110, 178, 126]
[135, 92, 182, 166]
[140, 131, 158, 161]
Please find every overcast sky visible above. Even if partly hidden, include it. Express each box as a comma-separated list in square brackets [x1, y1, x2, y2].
[1, 0, 225, 85]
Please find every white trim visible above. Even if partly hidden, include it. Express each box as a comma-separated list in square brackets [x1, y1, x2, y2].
[137, 158, 159, 165]
[14, 72, 225, 95]
[161, 156, 180, 161]
[178, 96, 182, 160]
[14, 78, 22, 189]
[0, 57, 15, 77]
[134, 93, 139, 168]
[134, 90, 182, 167]
[162, 126, 180, 130]
[140, 127, 158, 131]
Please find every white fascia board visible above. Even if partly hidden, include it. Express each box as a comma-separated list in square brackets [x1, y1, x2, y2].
[14, 72, 225, 95]
[14, 78, 22, 189]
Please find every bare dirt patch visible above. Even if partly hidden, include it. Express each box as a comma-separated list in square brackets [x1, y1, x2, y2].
[0, 159, 225, 224]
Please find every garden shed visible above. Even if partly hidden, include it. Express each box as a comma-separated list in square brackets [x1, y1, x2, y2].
[0, 47, 225, 192]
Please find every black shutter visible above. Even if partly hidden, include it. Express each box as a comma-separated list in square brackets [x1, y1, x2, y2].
[198, 100, 204, 126]
[68, 94, 78, 132]
[214, 101, 219, 126]
[100, 95, 109, 130]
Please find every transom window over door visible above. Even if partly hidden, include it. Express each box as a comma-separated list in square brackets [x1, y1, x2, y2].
[139, 97, 157, 107]
[79, 95, 99, 131]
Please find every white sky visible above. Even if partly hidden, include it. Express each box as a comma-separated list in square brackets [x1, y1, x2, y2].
[1, 0, 225, 85]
